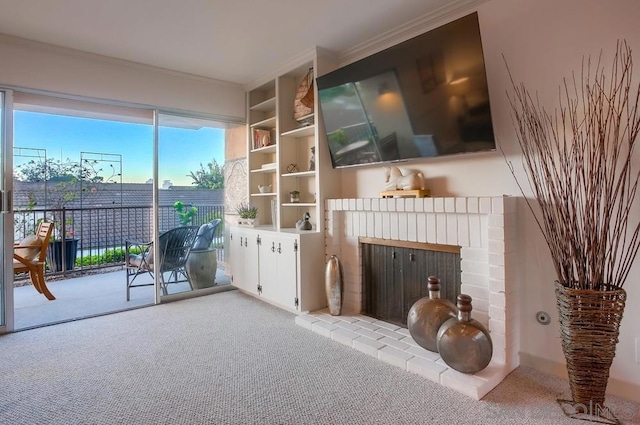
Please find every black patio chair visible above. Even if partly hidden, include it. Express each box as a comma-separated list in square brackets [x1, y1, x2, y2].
[125, 225, 199, 301]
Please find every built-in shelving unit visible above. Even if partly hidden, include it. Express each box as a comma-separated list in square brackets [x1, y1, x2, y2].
[232, 48, 340, 313]
[245, 49, 338, 231]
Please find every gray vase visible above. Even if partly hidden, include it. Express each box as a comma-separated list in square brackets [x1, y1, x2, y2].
[437, 294, 492, 374]
[325, 255, 343, 315]
[407, 276, 457, 352]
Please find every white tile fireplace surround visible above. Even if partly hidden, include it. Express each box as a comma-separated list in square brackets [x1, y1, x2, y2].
[295, 197, 518, 400]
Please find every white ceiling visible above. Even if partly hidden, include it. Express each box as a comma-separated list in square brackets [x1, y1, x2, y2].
[0, 0, 453, 85]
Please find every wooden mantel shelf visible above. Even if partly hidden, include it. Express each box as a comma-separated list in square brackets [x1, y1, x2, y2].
[379, 189, 430, 198]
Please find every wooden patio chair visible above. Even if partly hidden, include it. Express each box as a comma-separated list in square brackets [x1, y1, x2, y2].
[125, 225, 199, 301]
[13, 221, 55, 300]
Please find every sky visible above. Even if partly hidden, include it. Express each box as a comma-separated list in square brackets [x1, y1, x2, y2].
[13, 111, 225, 186]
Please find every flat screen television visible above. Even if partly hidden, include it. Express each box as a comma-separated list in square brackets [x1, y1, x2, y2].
[317, 12, 495, 168]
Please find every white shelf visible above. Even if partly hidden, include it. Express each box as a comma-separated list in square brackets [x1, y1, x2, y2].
[250, 144, 276, 154]
[250, 116, 276, 129]
[251, 192, 277, 197]
[282, 203, 316, 207]
[250, 96, 276, 112]
[250, 168, 276, 174]
[281, 124, 315, 138]
[282, 171, 315, 178]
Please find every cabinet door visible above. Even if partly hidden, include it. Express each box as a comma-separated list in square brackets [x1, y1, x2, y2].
[259, 233, 298, 309]
[230, 227, 259, 295]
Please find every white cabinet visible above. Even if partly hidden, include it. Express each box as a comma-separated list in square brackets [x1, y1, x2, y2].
[229, 226, 326, 313]
[229, 227, 259, 295]
[259, 232, 298, 309]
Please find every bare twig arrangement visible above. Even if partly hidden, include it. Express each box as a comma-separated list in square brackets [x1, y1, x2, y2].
[505, 41, 640, 290]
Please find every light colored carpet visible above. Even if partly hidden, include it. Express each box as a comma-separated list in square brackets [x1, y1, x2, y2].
[1, 291, 638, 424]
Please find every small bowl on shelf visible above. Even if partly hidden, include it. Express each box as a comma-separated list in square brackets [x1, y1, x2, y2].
[258, 184, 272, 194]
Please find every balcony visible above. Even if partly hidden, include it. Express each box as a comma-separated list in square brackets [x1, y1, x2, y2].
[13, 204, 229, 330]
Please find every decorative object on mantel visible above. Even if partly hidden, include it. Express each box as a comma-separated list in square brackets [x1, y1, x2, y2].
[295, 212, 312, 231]
[257, 184, 271, 194]
[383, 166, 425, 191]
[407, 276, 458, 352]
[289, 190, 300, 203]
[309, 146, 315, 171]
[325, 255, 343, 315]
[294, 67, 314, 121]
[236, 202, 258, 226]
[437, 294, 492, 374]
[505, 41, 639, 416]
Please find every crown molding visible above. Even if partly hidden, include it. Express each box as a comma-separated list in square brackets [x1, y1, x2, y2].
[0, 32, 243, 90]
[244, 46, 322, 91]
[338, 0, 490, 66]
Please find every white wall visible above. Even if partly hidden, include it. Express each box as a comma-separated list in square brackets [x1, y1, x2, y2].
[0, 34, 245, 120]
[333, 0, 640, 400]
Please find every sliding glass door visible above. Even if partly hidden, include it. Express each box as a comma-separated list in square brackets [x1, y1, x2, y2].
[0, 90, 14, 332]
[155, 112, 227, 301]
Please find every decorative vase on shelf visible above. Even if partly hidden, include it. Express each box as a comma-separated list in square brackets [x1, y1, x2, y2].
[437, 294, 492, 374]
[309, 146, 315, 171]
[290, 192, 300, 203]
[407, 276, 457, 352]
[325, 255, 343, 315]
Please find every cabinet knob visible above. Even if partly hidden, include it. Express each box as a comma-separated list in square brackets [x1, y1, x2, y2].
[271, 242, 276, 252]
[277, 243, 282, 254]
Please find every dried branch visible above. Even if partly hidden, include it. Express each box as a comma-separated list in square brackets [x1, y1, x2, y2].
[504, 41, 640, 290]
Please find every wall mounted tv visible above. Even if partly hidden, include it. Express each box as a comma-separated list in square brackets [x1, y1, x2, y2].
[317, 12, 495, 169]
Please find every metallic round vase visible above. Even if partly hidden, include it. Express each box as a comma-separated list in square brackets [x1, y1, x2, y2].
[437, 294, 493, 374]
[325, 255, 343, 316]
[407, 276, 458, 352]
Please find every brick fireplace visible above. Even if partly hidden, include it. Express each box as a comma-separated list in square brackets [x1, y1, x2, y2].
[295, 196, 519, 400]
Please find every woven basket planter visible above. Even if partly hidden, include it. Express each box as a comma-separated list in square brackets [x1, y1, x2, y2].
[554, 282, 626, 407]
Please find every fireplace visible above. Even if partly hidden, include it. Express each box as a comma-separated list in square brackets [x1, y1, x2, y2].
[361, 239, 461, 327]
[295, 196, 518, 400]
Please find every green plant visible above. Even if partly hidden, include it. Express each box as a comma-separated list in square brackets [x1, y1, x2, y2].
[290, 190, 300, 196]
[174, 201, 198, 225]
[187, 158, 224, 189]
[236, 203, 257, 219]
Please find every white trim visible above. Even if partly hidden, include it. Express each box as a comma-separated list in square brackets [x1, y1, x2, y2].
[519, 352, 640, 404]
[338, 0, 490, 66]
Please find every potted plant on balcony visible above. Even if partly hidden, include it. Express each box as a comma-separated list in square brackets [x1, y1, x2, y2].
[505, 42, 640, 416]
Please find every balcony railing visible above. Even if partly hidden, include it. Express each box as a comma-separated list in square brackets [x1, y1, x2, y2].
[13, 204, 225, 277]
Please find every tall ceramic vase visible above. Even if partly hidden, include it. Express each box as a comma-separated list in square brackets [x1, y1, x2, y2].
[325, 255, 343, 316]
[554, 282, 626, 407]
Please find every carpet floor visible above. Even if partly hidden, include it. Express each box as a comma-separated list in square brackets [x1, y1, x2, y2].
[1, 290, 638, 424]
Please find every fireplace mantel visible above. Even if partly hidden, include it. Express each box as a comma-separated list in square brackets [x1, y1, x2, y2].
[295, 196, 519, 400]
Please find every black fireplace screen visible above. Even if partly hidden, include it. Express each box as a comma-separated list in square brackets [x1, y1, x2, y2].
[361, 243, 461, 327]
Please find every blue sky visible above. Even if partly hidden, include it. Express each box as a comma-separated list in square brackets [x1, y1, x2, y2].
[13, 111, 225, 186]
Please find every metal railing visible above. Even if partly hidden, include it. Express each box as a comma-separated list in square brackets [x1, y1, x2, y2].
[13, 204, 225, 277]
